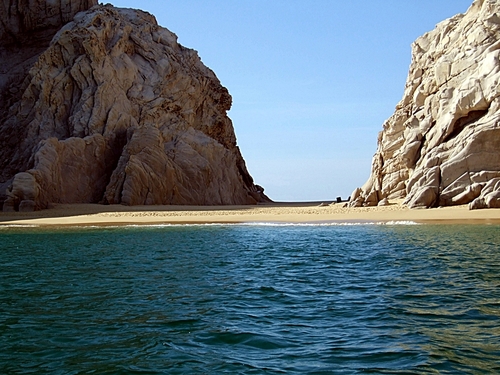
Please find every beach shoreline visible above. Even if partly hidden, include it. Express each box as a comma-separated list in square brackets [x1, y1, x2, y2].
[1, 201, 500, 227]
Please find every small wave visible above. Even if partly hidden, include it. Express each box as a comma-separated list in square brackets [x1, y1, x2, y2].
[383, 221, 420, 226]
[0, 221, 420, 231]
[239, 221, 420, 227]
[0, 224, 41, 229]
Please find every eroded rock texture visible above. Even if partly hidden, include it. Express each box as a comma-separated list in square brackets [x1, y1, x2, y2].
[1, 3, 269, 211]
[0, 0, 97, 42]
[351, 0, 500, 209]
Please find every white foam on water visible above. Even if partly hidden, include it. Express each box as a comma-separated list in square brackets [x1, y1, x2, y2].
[0, 224, 41, 229]
[0, 221, 421, 230]
[111, 221, 422, 228]
[239, 221, 421, 227]
[383, 221, 420, 226]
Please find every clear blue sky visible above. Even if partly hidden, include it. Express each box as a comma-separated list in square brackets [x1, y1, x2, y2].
[111, 0, 473, 202]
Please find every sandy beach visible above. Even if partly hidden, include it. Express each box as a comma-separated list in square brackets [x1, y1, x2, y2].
[1, 200, 500, 226]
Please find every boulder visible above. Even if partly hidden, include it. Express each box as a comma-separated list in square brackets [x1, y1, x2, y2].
[363, 190, 379, 207]
[19, 200, 36, 212]
[378, 198, 390, 207]
[485, 191, 500, 208]
[406, 186, 438, 209]
[348, 196, 364, 208]
[4, 172, 39, 211]
[469, 178, 500, 209]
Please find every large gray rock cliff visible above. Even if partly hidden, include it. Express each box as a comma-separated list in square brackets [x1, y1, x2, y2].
[1, 2, 269, 211]
[351, 0, 500, 209]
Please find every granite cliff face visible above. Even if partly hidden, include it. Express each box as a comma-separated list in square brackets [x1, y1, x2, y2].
[351, 0, 500, 209]
[1, 3, 269, 211]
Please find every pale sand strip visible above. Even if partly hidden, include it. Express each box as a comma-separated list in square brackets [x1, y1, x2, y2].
[1, 201, 500, 226]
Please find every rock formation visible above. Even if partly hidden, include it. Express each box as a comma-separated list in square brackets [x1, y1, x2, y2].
[351, 0, 500, 209]
[1, 2, 269, 211]
[0, 0, 97, 43]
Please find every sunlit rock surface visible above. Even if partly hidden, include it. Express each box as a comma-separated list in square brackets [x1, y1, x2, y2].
[1, 3, 269, 211]
[351, 0, 500, 209]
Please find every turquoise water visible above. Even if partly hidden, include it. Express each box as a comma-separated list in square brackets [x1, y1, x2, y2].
[1, 223, 499, 374]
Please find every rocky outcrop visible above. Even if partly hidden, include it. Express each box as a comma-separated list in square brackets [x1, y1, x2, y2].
[1, 3, 269, 211]
[351, 0, 500, 209]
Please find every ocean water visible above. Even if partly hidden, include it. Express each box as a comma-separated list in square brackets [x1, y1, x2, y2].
[1, 223, 499, 374]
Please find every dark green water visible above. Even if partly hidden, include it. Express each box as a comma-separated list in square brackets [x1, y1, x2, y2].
[1, 223, 499, 374]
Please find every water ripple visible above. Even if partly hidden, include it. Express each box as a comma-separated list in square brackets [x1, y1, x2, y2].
[1, 224, 499, 374]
